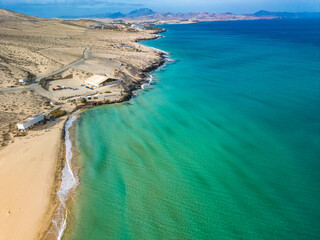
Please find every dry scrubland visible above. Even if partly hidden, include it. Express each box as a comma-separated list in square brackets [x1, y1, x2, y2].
[0, 90, 49, 145]
[0, 9, 164, 148]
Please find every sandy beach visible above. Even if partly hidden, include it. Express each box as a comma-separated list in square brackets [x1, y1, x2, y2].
[0, 118, 66, 240]
[0, 9, 165, 240]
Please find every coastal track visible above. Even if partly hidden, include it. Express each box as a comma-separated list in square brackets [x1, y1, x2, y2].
[0, 47, 91, 99]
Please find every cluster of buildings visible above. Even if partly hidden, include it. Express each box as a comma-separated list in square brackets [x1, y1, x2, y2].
[88, 22, 146, 32]
[16, 74, 118, 130]
[17, 106, 61, 131]
[131, 24, 146, 30]
[68, 92, 121, 103]
[115, 43, 141, 52]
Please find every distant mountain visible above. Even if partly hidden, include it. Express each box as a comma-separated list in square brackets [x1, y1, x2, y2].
[60, 8, 216, 20]
[59, 8, 275, 21]
[122, 11, 217, 21]
[58, 8, 319, 21]
[60, 11, 125, 19]
[126, 8, 154, 18]
[120, 10, 276, 21]
[254, 10, 320, 18]
[178, 12, 216, 20]
[108, 12, 126, 19]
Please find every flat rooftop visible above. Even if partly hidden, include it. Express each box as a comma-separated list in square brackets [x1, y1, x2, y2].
[86, 75, 108, 85]
[19, 114, 43, 124]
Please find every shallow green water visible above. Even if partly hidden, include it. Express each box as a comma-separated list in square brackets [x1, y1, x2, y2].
[64, 20, 320, 239]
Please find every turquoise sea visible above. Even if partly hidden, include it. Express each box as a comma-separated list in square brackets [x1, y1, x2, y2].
[64, 19, 320, 239]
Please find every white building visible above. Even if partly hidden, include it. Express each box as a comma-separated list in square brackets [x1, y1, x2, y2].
[17, 114, 44, 130]
[85, 75, 109, 88]
[131, 24, 146, 30]
[19, 79, 28, 83]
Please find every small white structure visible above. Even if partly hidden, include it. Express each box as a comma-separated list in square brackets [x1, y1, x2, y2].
[131, 24, 146, 30]
[50, 100, 57, 105]
[85, 75, 109, 88]
[17, 114, 44, 130]
[19, 78, 28, 83]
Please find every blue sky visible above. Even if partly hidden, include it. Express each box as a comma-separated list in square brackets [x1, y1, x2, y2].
[0, 0, 319, 18]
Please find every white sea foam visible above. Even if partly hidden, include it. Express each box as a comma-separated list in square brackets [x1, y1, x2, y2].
[52, 115, 78, 240]
[159, 53, 175, 70]
[148, 74, 153, 84]
[141, 53, 175, 91]
[58, 115, 77, 202]
[141, 74, 154, 90]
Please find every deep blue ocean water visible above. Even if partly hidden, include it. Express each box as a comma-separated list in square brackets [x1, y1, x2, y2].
[64, 19, 320, 240]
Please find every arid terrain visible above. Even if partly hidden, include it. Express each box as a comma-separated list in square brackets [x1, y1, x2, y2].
[0, 8, 166, 240]
[0, 8, 165, 148]
[0, 8, 278, 148]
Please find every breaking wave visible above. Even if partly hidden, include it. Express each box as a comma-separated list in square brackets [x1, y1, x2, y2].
[51, 115, 78, 240]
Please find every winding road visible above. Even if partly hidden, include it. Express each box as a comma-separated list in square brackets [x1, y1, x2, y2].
[0, 47, 91, 99]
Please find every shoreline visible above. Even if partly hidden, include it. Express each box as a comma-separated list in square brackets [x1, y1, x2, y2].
[38, 115, 77, 240]
[38, 118, 68, 240]
[0, 22, 168, 240]
[40, 30, 169, 240]
[0, 117, 68, 240]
